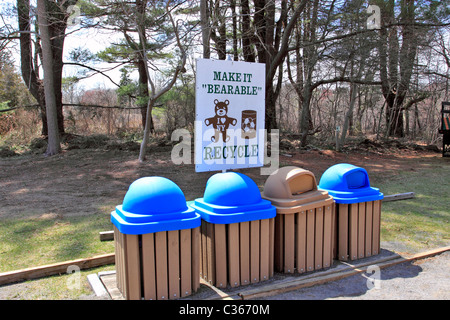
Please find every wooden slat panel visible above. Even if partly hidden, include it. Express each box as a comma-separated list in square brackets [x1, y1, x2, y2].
[142, 233, 156, 300]
[284, 214, 295, 273]
[296, 211, 307, 273]
[306, 209, 315, 272]
[214, 224, 228, 288]
[323, 205, 332, 268]
[113, 227, 122, 294]
[274, 214, 284, 272]
[338, 204, 349, 261]
[250, 220, 260, 283]
[155, 231, 168, 300]
[180, 229, 192, 297]
[372, 200, 381, 255]
[206, 222, 215, 285]
[332, 203, 337, 259]
[358, 202, 366, 259]
[168, 230, 180, 299]
[227, 223, 240, 287]
[191, 227, 200, 292]
[349, 203, 358, 260]
[269, 218, 275, 278]
[365, 201, 373, 257]
[314, 207, 324, 270]
[200, 221, 207, 282]
[260, 219, 270, 281]
[118, 229, 125, 296]
[124, 234, 141, 300]
[239, 221, 250, 286]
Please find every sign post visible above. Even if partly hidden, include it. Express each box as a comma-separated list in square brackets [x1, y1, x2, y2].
[195, 58, 266, 172]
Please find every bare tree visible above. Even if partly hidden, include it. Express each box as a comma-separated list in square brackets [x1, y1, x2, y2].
[138, 0, 187, 161]
[18, 0, 77, 137]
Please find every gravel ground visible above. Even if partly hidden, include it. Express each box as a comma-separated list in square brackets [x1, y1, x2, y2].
[260, 251, 449, 300]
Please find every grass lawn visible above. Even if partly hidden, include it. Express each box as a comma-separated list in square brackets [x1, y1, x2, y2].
[0, 213, 116, 299]
[374, 165, 449, 253]
[0, 213, 115, 272]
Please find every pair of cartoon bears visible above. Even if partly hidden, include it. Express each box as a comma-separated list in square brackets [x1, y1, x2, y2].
[204, 99, 237, 143]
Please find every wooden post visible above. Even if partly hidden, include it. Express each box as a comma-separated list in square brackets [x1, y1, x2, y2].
[239, 221, 250, 286]
[260, 219, 270, 281]
[180, 229, 192, 297]
[296, 211, 307, 273]
[215, 224, 227, 288]
[269, 218, 275, 278]
[284, 214, 295, 273]
[168, 230, 180, 299]
[315, 207, 324, 270]
[142, 233, 156, 300]
[323, 205, 333, 268]
[250, 220, 260, 283]
[155, 231, 168, 300]
[349, 203, 358, 260]
[228, 223, 240, 287]
[358, 202, 366, 259]
[306, 209, 315, 272]
[372, 200, 381, 255]
[274, 215, 284, 272]
[365, 201, 373, 257]
[192, 227, 200, 292]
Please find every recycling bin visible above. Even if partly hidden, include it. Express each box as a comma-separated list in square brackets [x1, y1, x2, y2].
[262, 166, 335, 274]
[319, 163, 384, 261]
[190, 172, 276, 288]
[111, 177, 201, 300]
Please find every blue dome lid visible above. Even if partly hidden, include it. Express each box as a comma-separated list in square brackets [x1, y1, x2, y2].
[203, 172, 263, 206]
[318, 163, 383, 204]
[122, 177, 187, 214]
[111, 177, 200, 234]
[191, 172, 276, 224]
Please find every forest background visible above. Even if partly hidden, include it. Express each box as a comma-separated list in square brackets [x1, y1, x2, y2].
[0, 0, 449, 157]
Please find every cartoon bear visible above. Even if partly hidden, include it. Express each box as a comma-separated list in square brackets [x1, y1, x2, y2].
[205, 99, 237, 143]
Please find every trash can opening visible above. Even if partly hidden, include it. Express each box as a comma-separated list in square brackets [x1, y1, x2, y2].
[263, 166, 319, 200]
[345, 169, 369, 189]
[288, 171, 316, 195]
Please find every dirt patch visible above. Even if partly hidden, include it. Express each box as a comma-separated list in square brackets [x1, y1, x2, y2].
[0, 139, 443, 220]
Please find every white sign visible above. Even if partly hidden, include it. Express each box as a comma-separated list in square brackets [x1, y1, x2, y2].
[195, 59, 266, 172]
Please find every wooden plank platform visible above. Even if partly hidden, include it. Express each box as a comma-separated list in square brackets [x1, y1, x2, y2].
[94, 246, 450, 300]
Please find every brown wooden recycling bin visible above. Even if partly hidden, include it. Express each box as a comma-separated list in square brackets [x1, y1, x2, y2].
[262, 166, 335, 274]
[333, 201, 382, 261]
[190, 172, 277, 288]
[113, 226, 200, 300]
[110, 176, 201, 300]
[318, 163, 384, 261]
[199, 219, 275, 288]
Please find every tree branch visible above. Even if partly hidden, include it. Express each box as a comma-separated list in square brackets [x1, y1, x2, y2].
[63, 62, 125, 87]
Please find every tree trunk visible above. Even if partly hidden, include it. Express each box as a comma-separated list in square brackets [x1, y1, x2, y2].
[138, 3, 187, 162]
[241, 0, 255, 62]
[136, 0, 154, 132]
[377, 0, 418, 138]
[37, 0, 61, 155]
[17, 0, 47, 135]
[200, 0, 211, 59]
